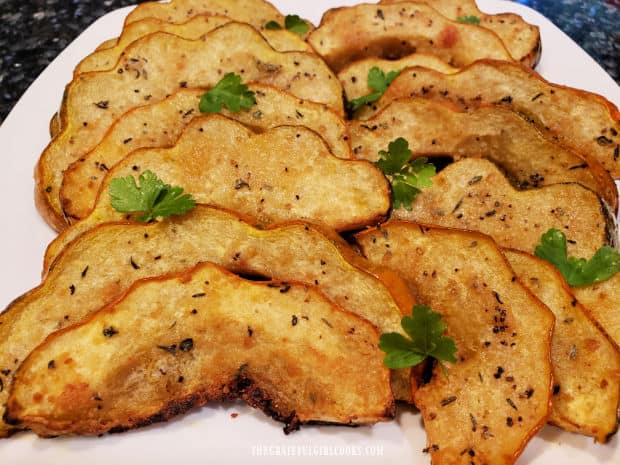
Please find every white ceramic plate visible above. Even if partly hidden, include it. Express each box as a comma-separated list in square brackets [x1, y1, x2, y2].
[0, 1, 619, 464]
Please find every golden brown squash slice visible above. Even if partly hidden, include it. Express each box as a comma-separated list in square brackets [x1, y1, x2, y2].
[504, 249, 620, 442]
[5, 262, 394, 437]
[348, 98, 618, 211]
[0, 205, 413, 437]
[379, 0, 541, 66]
[46, 115, 388, 267]
[393, 158, 615, 257]
[358, 60, 620, 179]
[124, 0, 290, 31]
[338, 54, 458, 102]
[59, 84, 351, 224]
[36, 23, 343, 232]
[573, 274, 620, 351]
[74, 15, 312, 76]
[307, 2, 514, 72]
[356, 222, 554, 465]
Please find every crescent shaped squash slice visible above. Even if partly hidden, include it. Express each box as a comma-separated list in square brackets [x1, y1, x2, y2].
[392, 158, 616, 257]
[4, 262, 394, 436]
[504, 249, 620, 443]
[356, 222, 554, 465]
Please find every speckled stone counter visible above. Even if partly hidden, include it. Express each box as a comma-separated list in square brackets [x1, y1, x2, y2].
[0, 0, 144, 122]
[514, 0, 619, 80]
[0, 0, 618, 122]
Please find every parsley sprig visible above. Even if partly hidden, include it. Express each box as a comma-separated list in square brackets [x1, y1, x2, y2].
[348, 67, 403, 113]
[199, 73, 256, 114]
[109, 170, 196, 222]
[379, 305, 457, 376]
[375, 138, 435, 210]
[265, 15, 309, 36]
[457, 15, 481, 24]
[535, 228, 620, 287]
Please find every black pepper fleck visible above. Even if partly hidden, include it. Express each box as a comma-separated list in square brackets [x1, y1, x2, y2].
[179, 338, 194, 352]
[103, 326, 118, 338]
[157, 344, 177, 354]
[440, 396, 457, 406]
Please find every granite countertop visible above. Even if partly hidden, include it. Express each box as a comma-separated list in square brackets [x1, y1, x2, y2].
[0, 0, 618, 122]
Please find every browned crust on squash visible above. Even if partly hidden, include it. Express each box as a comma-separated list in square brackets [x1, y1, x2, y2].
[3, 369, 294, 436]
[5, 366, 395, 437]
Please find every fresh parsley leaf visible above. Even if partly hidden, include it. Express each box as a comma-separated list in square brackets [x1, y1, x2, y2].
[265, 20, 283, 30]
[264, 15, 309, 36]
[376, 137, 411, 174]
[146, 186, 196, 222]
[284, 14, 309, 36]
[368, 67, 401, 93]
[375, 138, 436, 210]
[199, 73, 256, 114]
[109, 170, 196, 222]
[378, 333, 426, 368]
[379, 305, 457, 376]
[535, 228, 620, 286]
[348, 67, 403, 112]
[457, 15, 481, 24]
